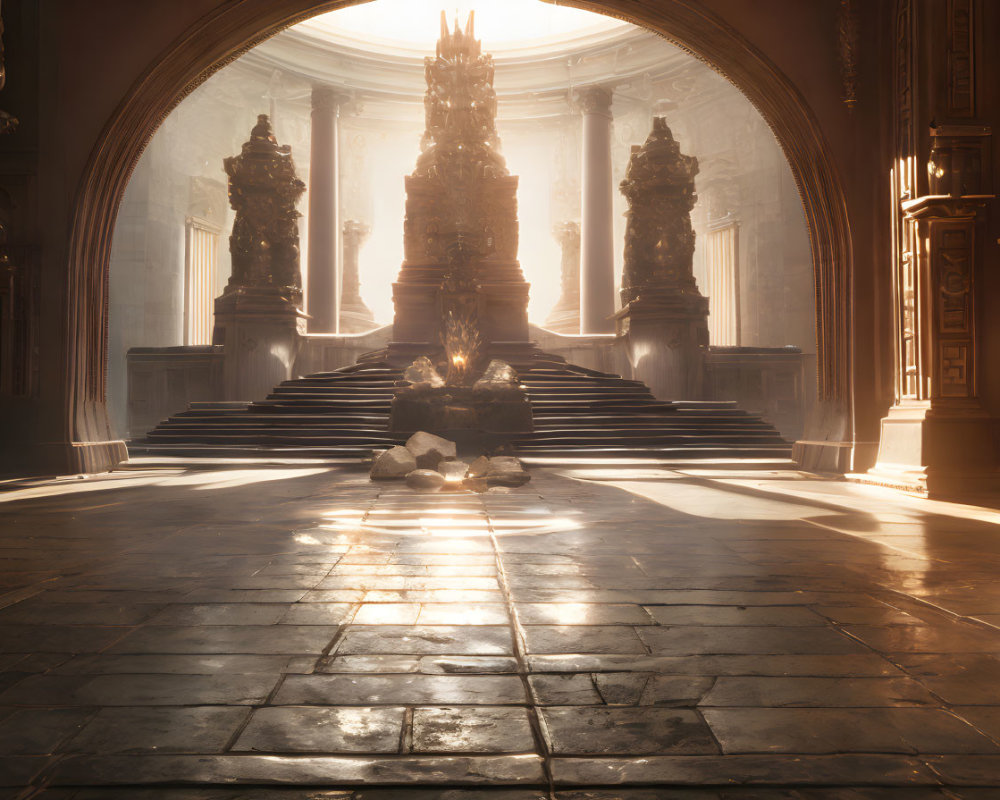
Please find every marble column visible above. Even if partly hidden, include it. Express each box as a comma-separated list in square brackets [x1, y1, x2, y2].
[577, 85, 616, 334]
[307, 85, 344, 333]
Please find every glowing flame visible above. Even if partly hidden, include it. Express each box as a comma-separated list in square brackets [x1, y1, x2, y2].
[451, 354, 466, 367]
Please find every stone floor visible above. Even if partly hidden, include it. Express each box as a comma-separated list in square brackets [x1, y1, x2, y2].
[0, 461, 998, 799]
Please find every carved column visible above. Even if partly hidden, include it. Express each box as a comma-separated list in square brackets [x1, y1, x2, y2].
[617, 118, 708, 400]
[213, 115, 307, 401]
[578, 86, 616, 334]
[866, 0, 995, 496]
[544, 221, 581, 333]
[339, 219, 376, 333]
[307, 85, 345, 333]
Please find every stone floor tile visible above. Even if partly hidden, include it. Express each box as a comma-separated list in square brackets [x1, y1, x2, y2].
[275, 673, 526, 705]
[812, 605, 927, 625]
[145, 604, 288, 625]
[65, 706, 249, 753]
[593, 672, 650, 705]
[540, 707, 718, 755]
[361, 590, 504, 604]
[320, 655, 519, 674]
[352, 603, 421, 624]
[0, 673, 279, 705]
[335, 626, 512, 655]
[47, 753, 547, 784]
[0, 707, 91, 754]
[951, 706, 1000, 741]
[921, 754, 1000, 785]
[417, 603, 510, 625]
[181, 590, 309, 603]
[643, 605, 825, 626]
[702, 707, 1000, 754]
[411, 707, 535, 753]
[0, 625, 128, 653]
[50, 653, 301, 675]
[700, 676, 939, 707]
[516, 603, 653, 625]
[841, 624, 1000, 653]
[234, 706, 404, 753]
[278, 603, 356, 625]
[528, 673, 601, 705]
[0, 755, 50, 786]
[638, 625, 867, 655]
[521, 625, 646, 654]
[109, 625, 339, 654]
[0, 603, 160, 626]
[547, 753, 938, 786]
[639, 675, 716, 706]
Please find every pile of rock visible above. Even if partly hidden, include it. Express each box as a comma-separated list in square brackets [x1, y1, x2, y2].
[369, 431, 530, 493]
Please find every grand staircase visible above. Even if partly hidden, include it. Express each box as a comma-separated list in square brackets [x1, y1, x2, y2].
[129, 356, 794, 467]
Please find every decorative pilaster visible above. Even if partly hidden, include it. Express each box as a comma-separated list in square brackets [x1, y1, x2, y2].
[339, 219, 376, 333]
[577, 85, 616, 334]
[617, 117, 708, 400]
[307, 85, 346, 333]
[544, 221, 581, 333]
[213, 115, 307, 401]
[865, 0, 995, 497]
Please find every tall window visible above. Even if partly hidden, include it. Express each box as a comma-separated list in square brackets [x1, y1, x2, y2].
[704, 219, 740, 346]
[184, 217, 221, 345]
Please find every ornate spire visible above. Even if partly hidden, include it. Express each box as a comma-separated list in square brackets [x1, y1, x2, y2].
[414, 11, 505, 181]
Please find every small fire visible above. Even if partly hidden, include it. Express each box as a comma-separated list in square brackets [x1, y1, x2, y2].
[451, 354, 466, 367]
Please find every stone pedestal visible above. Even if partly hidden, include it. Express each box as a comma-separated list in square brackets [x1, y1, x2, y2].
[213, 287, 306, 401]
[865, 193, 996, 496]
[215, 116, 308, 402]
[619, 290, 708, 400]
[618, 118, 707, 400]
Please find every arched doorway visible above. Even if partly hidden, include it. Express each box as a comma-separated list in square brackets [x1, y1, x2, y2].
[66, 0, 852, 472]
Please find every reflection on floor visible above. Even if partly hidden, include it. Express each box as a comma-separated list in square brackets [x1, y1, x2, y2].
[0, 462, 999, 798]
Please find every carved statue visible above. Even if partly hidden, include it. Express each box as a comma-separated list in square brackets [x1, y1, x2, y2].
[620, 117, 700, 304]
[222, 115, 305, 301]
[545, 221, 581, 332]
[339, 219, 376, 331]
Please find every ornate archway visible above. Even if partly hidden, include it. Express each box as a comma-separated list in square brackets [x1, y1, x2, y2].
[65, 0, 852, 472]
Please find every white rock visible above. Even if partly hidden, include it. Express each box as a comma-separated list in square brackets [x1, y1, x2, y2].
[406, 431, 457, 469]
[370, 446, 417, 480]
[405, 469, 447, 492]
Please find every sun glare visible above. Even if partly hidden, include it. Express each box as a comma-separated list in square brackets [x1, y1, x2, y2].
[299, 0, 628, 52]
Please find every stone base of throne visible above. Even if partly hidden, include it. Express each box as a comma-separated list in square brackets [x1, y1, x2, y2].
[389, 384, 533, 456]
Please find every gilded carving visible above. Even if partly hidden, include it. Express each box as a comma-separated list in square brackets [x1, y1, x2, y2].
[619, 117, 701, 303]
[222, 115, 305, 300]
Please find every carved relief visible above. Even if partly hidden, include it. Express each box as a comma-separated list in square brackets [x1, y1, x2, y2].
[946, 0, 975, 118]
[222, 115, 305, 300]
[838, 0, 860, 109]
[619, 117, 701, 303]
